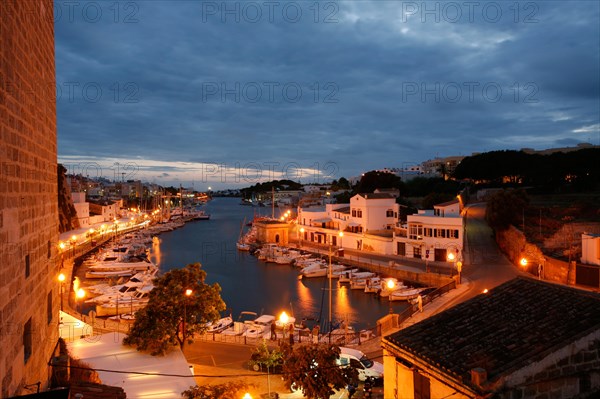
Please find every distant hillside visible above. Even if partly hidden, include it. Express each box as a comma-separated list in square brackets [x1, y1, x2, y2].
[453, 148, 600, 192]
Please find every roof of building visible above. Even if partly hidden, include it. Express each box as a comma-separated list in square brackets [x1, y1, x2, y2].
[334, 206, 351, 214]
[384, 277, 600, 387]
[434, 199, 459, 207]
[356, 193, 395, 199]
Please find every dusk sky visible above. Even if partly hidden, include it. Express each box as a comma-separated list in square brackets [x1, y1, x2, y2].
[55, 1, 600, 189]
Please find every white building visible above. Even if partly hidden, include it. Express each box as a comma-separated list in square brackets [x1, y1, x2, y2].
[298, 193, 400, 252]
[394, 199, 463, 262]
[297, 195, 463, 263]
[581, 233, 600, 266]
[71, 191, 90, 227]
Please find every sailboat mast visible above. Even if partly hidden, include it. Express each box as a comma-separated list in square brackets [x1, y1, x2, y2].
[271, 186, 275, 219]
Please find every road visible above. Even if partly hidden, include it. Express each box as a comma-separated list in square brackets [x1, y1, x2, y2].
[447, 203, 523, 305]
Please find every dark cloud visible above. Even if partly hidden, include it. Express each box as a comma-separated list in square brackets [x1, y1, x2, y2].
[55, 0, 600, 186]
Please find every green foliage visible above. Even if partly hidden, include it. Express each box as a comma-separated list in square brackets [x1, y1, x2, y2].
[182, 380, 255, 399]
[334, 191, 352, 204]
[282, 344, 356, 399]
[485, 189, 530, 232]
[354, 171, 402, 194]
[123, 263, 226, 355]
[249, 341, 284, 372]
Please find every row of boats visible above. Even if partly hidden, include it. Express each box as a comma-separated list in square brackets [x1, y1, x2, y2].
[251, 244, 434, 302]
[79, 212, 212, 318]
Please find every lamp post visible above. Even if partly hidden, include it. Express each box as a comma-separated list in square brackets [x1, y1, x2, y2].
[70, 235, 77, 258]
[76, 288, 85, 318]
[456, 260, 462, 284]
[58, 273, 66, 312]
[182, 288, 192, 349]
[386, 279, 395, 314]
[447, 251, 456, 277]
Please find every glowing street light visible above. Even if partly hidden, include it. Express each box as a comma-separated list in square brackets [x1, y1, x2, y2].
[242, 393, 253, 399]
[520, 257, 528, 267]
[387, 279, 395, 314]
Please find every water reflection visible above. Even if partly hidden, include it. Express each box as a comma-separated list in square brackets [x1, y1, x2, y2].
[150, 198, 407, 330]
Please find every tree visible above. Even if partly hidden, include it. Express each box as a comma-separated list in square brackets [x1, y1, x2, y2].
[354, 171, 401, 193]
[282, 344, 356, 399]
[485, 189, 529, 232]
[123, 263, 226, 355]
[182, 381, 255, 399]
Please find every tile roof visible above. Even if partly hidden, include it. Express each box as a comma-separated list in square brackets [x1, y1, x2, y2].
[357, 193, 395, 199]
[434, 199, 459, 207]
[334, 206, 351, 214]
[384, 277, 600, 384]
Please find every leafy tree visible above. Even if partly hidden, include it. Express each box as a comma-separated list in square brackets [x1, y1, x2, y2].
[354, 171, 401, 193]
[421, 192, 455, 209]
[282, 344, 356, 399]
[182, 381, 255, 399]
[249, 340, 284, 372]
[123, 263, 226, 355]
[485, 189, 529, 232]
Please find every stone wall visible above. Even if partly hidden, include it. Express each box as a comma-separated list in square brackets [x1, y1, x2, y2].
[0, 0, 59, 396]
[500, 338, 600, 399]
[497, 226, 575, 285]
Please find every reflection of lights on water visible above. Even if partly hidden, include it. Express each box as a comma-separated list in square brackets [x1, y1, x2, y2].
[335, 285, 351, 319]
[151, 237, 162, 265]
[297, 280, 315, 315]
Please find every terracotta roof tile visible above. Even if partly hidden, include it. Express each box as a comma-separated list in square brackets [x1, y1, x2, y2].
[385, 277, 600, 383]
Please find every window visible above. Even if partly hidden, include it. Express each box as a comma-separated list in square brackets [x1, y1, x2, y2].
[47, 291, 53, 325]
[397, 242, 406, 256]
[47, 240, 51, 259]
[413, 246, 422, 259]
[413, 370, 430, 399]
[351, 209, 356, 217]
[409, 224, 423, 240]
[25, 254, 30, 278]
[386, 210, 394, 217]
[24, 318, 32, 363]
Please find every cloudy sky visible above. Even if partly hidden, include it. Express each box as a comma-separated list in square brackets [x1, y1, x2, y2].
[55, 0, 599, 189]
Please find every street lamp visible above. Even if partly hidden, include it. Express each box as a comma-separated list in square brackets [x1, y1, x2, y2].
[70, 235, 77, 258]
[520, 257, 528, 267]
[299, 227, 305, 248]
[338, 231, 344, 249]
[456, 260, 463, 284]
[58, 273, 66, 312]
[182, 289, 193, 349]
[76, 288, 85, 318]
[242, 393, 252, 399]
[280, 311, 289, 340]
[447, 251, 456, 277]
[387, 279, 395, 314]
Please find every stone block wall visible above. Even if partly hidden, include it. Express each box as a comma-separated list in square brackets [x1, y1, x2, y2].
[0, 0, 59, 396]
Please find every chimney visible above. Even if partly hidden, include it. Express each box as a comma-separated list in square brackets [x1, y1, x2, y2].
[471, 367, 487, 387]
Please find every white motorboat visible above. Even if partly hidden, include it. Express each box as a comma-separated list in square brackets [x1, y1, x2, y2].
[379, 278, 407, 297]
[300, 263, 347, 278]
[389, 287, 429, 301]
[243, 314, 276, 338]
[206, 316, 234, 333]
[364, 277, 381, 294]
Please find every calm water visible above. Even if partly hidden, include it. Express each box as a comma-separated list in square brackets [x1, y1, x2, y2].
[149, 197, 406, 330]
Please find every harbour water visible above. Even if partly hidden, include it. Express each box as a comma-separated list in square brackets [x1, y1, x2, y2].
[149, 197, 407, 331]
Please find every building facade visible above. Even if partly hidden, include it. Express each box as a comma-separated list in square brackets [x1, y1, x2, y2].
[297, 194, 463, 261]
[0, 1, 60, 395]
